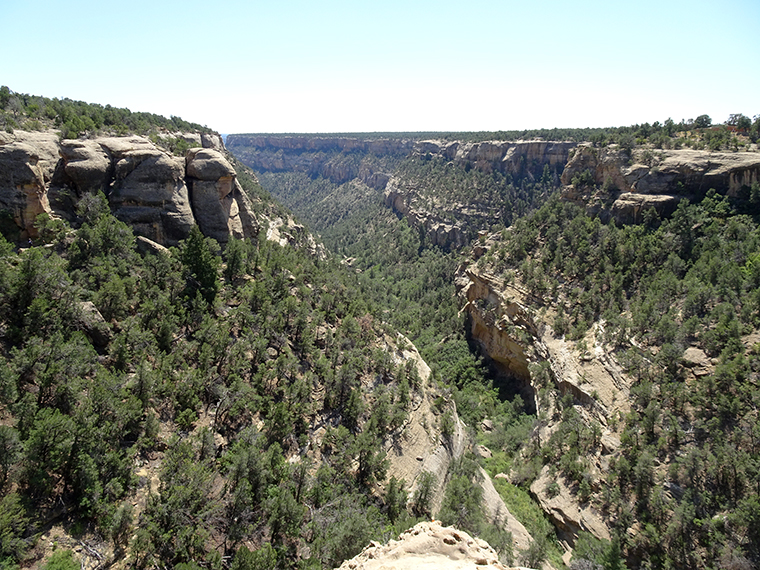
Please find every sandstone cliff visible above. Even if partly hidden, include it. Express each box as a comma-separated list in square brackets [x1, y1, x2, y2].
[375, 334, 534, 555]
[455, 242, 633, 552]
[561, 145, 760, 224]
[383, 182, 472, 250]
[226, 135, 412, 188]
[228, 136, 578, 251]
[233, 134, 760, 253]
[229, 135, 576, 184]
[413, 139, 576, 179]
[0, 130, 258, 245]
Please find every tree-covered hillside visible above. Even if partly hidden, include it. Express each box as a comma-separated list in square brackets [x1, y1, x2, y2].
[475, 191, 760, 569]
[243, 119, 760, 570]
[0, 191, 462, 569]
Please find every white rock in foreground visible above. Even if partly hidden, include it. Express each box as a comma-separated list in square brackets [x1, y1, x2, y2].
[335, 520, 521, 570]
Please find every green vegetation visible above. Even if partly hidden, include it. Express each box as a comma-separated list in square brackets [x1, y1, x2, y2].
[4, 86, 760, 569]
[250, 120, 760, 569]
[255, 152, 560, 565]
[483, 188, 760, 568]
[234, 113, 760, 146]
[0, 193, 426, 569]
[0, 85, 211, 139]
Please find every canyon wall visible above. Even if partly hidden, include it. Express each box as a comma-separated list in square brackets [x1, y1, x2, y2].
[561, 145, 760, 223]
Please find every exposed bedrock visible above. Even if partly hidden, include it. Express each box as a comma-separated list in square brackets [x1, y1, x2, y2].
[0, 130, 257, 245]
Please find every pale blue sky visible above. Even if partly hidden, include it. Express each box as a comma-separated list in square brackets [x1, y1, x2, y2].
[2, 0, 758, 133]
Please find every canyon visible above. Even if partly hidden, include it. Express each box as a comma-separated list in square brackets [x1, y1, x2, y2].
[228, 131, 760, 567]
[229, 133, 760, 250]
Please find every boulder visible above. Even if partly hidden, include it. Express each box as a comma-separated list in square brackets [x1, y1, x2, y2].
[7, 131, 61, 182]
[106, 139, 195, 245]
[186, 147, 236, 180]
[0, 142, 51, 238]
[77, 301, 112, 348]
[186, 148, 240, 244]
[135, 235, 170, 256]
[530, 466, 611, 544]
[59, 140, 111, 194]
[610, 193, 680, 224]
[201, 133, 224, 151]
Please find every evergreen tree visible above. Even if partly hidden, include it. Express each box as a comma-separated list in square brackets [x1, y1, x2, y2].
[181, 225, 221, 306]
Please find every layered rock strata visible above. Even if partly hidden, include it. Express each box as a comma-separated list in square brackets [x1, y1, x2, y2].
[456, 256, 631, 548]
[414, 139, 576, 179]
[561, 145, 760, 223]
[0, 130, 257, 244]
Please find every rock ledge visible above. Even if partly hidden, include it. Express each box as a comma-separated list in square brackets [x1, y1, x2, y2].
[336, 521, 520, 570]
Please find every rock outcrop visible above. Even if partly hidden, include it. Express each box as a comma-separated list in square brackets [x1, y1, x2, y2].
[229, 136, 577, 251]
[0, 130, 259, 245]
[415, 139, 576, 179]
[372, 333, 534, 556]
[561, 145, 760, 223]
[455, 266, 540, 409]
[226, 135, 413, 188]
[456, 259, 630, 421]
[0, 141, 51, 238]
[530, 467, 610, 546]
[455, 246, 634, 551]
[384, 183, 471, 250]
[335, 521, 518, 570]
[185, 147, 248, 244]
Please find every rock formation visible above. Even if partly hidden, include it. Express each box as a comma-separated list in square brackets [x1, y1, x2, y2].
[455, 239, 635, 551]
[415, 139, 576, 179]
[383, 183, 471, 250]
[335, 520, 518, 570]
[0, 130, 259, 245]
[0, 140, 51, 238]
[226, 135, 413, 187]
[313, 332, 535, 557]
[232, 134, 760, 253]
[561, 145, 760, 223]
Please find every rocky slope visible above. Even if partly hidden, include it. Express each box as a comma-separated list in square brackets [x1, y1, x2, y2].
[232, 134, 760, 252]
[379, 336, 534, 554]
[228, 135, 576, 183]
[0, 130, 259, 245]
[226, 135, 413, 188]
[455, 239, 634, 553]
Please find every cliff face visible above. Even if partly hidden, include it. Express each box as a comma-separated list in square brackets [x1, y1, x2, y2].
[231, 135, 760, 252]
[415, 139, 576, 178]
[226, 135, 412, 188]
[370, 334, 535, 555]
[229, 135, 576, 185]
[383, 182, 471, 250]
[0, 130, 258, 245]
[561, 145, 760, 223]
[455, 244, 634, 548]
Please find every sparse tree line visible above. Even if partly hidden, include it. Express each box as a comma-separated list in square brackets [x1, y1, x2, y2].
[0, 86, 211, 139]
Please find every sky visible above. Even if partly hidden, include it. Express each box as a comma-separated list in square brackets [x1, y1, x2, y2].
[2, 0, 759, 134]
